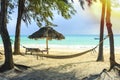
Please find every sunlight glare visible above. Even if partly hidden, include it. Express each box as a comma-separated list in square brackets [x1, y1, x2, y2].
[89, 0, 120, 30]
[90, 0, 120, 18]
[111, 0, 120, 18]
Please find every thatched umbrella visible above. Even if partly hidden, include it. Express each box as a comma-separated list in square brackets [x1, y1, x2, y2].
[28, 27, 65, 54]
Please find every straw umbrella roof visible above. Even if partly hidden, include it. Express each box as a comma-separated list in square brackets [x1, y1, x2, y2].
[28, 27, 65, 40]
[28, 27, 65, 54]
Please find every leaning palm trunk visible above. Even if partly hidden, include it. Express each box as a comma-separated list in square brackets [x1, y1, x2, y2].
[14, 15, 21, 54]
[106, 0, 120, 70]
[97, 0, 106, 61]
[0, 0, 14, 72]
[14, 0, 25, 54]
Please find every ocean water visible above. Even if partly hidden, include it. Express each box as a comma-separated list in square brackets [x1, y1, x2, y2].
[0, 34, 120, 48]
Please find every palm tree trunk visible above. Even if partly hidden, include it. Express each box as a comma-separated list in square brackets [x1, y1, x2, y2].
[14, 0, 25, 54]
[97, 0, 106, 61]
[0, 0, 14, 72]
[106, 0, 118, 70]
[106, 24, 116, 69]
[14, 14, 22, 54]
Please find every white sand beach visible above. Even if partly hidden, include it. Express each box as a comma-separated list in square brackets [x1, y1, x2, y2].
[0, 47, 120, 80]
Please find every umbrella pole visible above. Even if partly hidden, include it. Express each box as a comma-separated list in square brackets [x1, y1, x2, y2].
[46, 37, 49, 54]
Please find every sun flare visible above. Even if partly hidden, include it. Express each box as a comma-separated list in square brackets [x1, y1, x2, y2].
[90, 0, 120, 18]
[111, 0, 120, 11]
[89, 0, 120, 30]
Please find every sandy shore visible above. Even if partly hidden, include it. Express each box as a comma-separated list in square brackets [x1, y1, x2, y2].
[0, 47, 120, 80]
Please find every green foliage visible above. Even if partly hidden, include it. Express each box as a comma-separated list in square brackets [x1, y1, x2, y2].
[7, 0, 17, 21]
[25, 0, 76, 27]
[79, 0, 97, 9]
[7, 0, 99, 26]
[55, 0, 76, 19]
[7, 0, 76, 27]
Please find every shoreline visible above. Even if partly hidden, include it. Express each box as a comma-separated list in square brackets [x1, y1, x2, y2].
[1, 44, 120, 48]
[0, 44, 120, 54]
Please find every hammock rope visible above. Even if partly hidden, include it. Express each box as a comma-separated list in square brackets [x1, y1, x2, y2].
[37, 34, 110, 59]
[37, 48, 94, 59]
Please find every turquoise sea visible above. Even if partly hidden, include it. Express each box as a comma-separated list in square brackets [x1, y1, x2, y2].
[0, 34, 120, 48]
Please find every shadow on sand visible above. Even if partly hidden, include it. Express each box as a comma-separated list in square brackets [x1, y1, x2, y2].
[3, 60, 119, 80]
[10, 68, 79, 80]
[10, 60, 97, 80]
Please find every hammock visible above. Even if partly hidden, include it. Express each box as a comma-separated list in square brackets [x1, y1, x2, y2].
[37, 48, 96, 59]
[36, 35, 109, 59]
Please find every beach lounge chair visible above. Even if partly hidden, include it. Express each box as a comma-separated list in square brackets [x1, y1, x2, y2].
[23, 46, 48, 55]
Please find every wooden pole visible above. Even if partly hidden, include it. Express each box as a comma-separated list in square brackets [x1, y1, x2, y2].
[46, 37, 49, 54]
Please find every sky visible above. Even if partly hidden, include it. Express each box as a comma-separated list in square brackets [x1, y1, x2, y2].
[7, 0, 120, 36]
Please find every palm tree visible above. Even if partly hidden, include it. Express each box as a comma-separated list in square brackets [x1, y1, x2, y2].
[14, 0, 76, 55]
[105, 0, 120, 70]
[0, 0, 14, 72]
[14, 0, 25, 55]
[97, 0, 106, 61]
